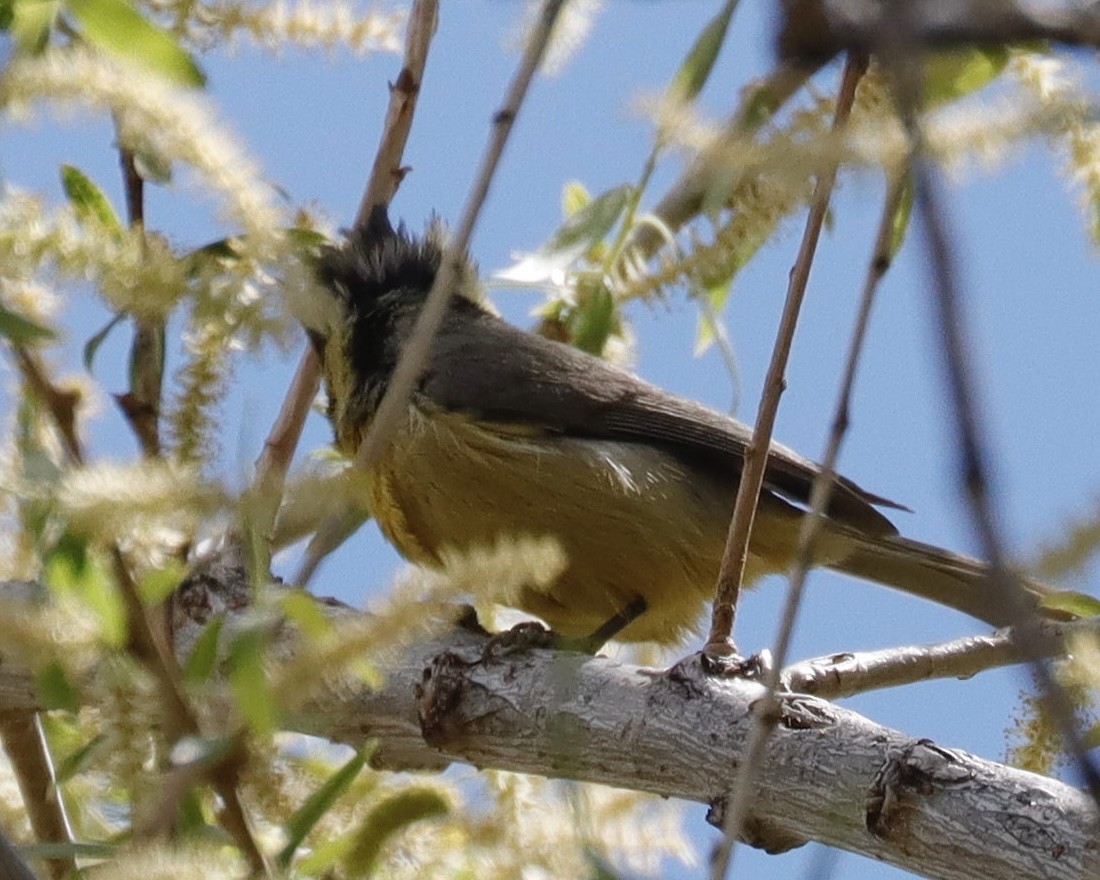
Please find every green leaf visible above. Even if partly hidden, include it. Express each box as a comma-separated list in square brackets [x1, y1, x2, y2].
[568, 279, 615, 356]
[668, 0, 739, 104]
[54, 734, 104, 782]
[561, 180, 590, 219]
[343, 788, 448, 876]
[138, 561, 185, 604]
[0, 303, 56, 345]
[8, 0, 60, 54]
[132, 149, 173, 184]
[543, 183, 633, 259]
[64, 0, 205, 87]
[1084, 721, 1100, 750]
[694, 277, 732, 355]
[44, 533, 128, 648]
[923, 46, 1009, 106]
[19, 842, 117, 861]
[226, 628, 277, 735]
[183, 615, 224, 683]
[60, 164, 123, 235]
[36, 661, 79, 711]
[888, 177, 914, 261]
[287, 227, 329, 254]
[278, 751, 368, 868]
[1039, 590, 1100, 620]
[82, 313, 126, 372]
[281, 589, 332, 640]
[176, 788, 208, 835]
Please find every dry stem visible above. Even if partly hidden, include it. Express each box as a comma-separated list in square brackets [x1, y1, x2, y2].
[708, 54, 868, 880]
[705, 55, 866, 654]
[249, 0, 440, 575]
[878, 6, 1100, 806]
[297, 0, 569, 585]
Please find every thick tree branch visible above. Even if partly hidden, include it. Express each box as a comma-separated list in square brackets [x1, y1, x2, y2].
[1, 576, 1097, 880]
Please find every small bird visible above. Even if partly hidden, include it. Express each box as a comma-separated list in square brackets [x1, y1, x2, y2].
[298, 210, 1050, 646]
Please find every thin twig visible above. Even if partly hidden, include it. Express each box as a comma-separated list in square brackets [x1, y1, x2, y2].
[705, 56, 866, 655]
[110, 139, 165, 458]
[627, 59, 823, 261]
[355, 0, 439, 225]
[248, 0, 440, 574]
[297, 0, 569, 585]
[878, 11, 1100, 805]
[0, 824, 37, 880]
[779, 0, 1100, 67]
[6, 349, 272, 875]
[708, 55, 868, 880]
[12, 347, 83, 465]
[782, 618, 1088, 700]
[0, 715, 75, 880]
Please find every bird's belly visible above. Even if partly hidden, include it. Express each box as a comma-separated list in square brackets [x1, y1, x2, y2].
[368, 403, 820, 644]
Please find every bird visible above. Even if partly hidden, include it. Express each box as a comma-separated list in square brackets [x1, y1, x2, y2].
[295, 209, 1053, 647]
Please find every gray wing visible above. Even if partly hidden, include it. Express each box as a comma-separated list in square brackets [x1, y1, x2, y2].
[422, 305, 903, 536]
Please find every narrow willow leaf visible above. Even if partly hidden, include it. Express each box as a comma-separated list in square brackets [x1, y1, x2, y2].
[1039, 590, 1100, 619]
[278, 751, 368, 868]
[55, 734, 104, 782]
[694, 277, 732, 355]
[888, 177, 914, 260]
[60, 164, 123, 235]
[19, 842, 116, 861]
[36, 661, 79, 711]
[227, 628, 277, 734]
[64, 0, 205, 87]
[9, 0, 60, 53]
[0, 304, 56, 345]
[138, 561, 185, 604]
[83, 313, 125, 372]
[668, 0, 739, 104]
[132, 149, 173, 184]
[44, 534, 127, 648]
[343, 788, 449, 876]
[923, 46, 1009, 106]
[281, 589, 332, 639]
[569, 280, 615, 355]
[544, 183, 633, 258]
[561, 180, 591, 218]
[183, 615, 224, 683]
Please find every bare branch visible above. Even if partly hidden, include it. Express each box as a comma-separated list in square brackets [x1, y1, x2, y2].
[0, 714, 74, 880]
[249, 0, 441, 572]
[707, 54, 869, 879]
[0, 824, 37, 880]
[4, 347, 271, 875]
[782, 619, 1095, 699]
[778, 0, 1100, 67]
[116, 143, 164, 459]
[355, 0, 439, 225]
[706, 55, 866, 654]
[876, 10, 1100, 806]
[298, 0, 569, 585]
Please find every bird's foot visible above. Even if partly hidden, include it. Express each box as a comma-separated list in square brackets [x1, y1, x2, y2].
[701, 642, 773, 680]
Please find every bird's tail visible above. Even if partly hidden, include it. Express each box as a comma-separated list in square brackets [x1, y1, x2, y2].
[828, 531, 1055, 627]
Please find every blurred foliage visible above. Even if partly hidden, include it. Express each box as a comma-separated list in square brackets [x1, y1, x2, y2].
[1, 0, 1099, 877]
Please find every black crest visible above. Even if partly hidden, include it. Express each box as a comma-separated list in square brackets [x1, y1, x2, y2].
[315, 206, 443, 312]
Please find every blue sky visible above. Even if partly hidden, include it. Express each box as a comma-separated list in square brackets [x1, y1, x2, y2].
[4, 2, 1100, 878]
